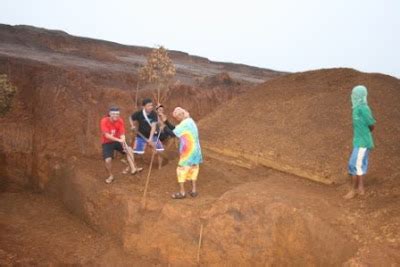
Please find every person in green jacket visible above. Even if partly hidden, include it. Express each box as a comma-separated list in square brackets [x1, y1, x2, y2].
[344, 85, 376, 199]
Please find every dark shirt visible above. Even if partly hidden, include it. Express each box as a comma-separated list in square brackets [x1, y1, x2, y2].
[131, 110, 158, 138]
[159, 120, 176, 141]
[164, 120, 175, 131]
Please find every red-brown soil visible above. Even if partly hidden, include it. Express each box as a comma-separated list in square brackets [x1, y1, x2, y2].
[200, 68, 400, 185]
[1, 24, 400, 266]
[0, 23, 284, 190]
[0, 183, 158, 266]
[2, 154, 399, 265]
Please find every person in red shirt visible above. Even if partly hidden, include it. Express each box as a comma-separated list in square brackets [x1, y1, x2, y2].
[101, 106, 142, 184]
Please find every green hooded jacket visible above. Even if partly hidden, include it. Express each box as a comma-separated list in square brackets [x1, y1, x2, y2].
[351, 85, 376, 149]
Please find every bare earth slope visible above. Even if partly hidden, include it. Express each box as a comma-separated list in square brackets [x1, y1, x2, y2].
[200, 68, 400, 184]
[0, 24, 285, 189]
[0, 185, 157, 266]
[1, 24, 399, 266]
[0, 24, 285, 84]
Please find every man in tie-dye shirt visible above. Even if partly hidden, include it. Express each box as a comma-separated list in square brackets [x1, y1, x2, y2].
[170, 107, 203, 199]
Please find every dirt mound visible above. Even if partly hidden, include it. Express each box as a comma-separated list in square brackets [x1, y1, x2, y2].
[44, 157, 364, 266]
[45, 155, 400, 265]
[200, 68, 400, 184]
[200, 182, 356, 266]
[4, 155, 399, 265]
[136, 182, 356, 265]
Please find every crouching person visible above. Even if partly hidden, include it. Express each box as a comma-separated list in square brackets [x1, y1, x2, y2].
[170, 107, 203, 199]
[101, 106, 142, 184]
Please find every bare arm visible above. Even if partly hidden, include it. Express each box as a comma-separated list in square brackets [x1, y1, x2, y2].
[104, 133, 124, 143]
[148, 123, 157, 142]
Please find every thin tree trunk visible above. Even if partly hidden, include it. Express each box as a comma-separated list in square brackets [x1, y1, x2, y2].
[135, 81, 140, 109]
[157, 82, 161, 105]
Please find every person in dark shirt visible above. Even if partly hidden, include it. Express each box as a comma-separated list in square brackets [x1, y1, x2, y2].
[129, 98, 165, 169]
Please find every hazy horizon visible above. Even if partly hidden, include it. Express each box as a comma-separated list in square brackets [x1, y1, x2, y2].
[1, 0, 399, 77]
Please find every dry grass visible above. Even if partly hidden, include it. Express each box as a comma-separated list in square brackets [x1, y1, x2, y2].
[0, 74, 16, 116]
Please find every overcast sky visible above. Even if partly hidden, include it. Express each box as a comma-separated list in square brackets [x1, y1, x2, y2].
[1, 0, 399, 77]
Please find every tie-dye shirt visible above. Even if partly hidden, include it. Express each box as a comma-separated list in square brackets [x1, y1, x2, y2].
[173, 118, 203, 166]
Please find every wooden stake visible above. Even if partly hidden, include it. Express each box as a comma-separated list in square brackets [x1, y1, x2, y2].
[141, 149, 156, 209]
[135, 81, 140, 109]
[197, 223, 204, 265]
[157, 82, 161, 105]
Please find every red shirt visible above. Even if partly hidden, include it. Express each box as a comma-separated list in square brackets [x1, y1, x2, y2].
[100, 116, 125, 144]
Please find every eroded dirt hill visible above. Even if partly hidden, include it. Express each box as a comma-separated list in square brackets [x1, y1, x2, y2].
[1, 24, 399, 266]
[200, 68, 400, 185]
[0, 24, 284, 84]
[0, 24, 285, 189]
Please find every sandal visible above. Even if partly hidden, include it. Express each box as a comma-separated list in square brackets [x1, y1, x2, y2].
[171, 192, 186, 199]
[105, 176, 114, 184]
[123, 167, 143, 175]
[122, 167, 130, 174]
[131, 167, 143, 175]
[189, 191, 198, 198]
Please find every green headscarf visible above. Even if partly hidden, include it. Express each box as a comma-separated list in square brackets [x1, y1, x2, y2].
[351, 85, 368, 109]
